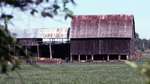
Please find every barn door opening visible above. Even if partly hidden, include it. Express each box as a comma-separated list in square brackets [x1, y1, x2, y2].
[94, 54, 100, 60]
[109, 54, 119, 60]
[80, 55, 86, 62]
[87, 55, 92, 62]
[52, 43, 70, 59]
[39, 45, 50, 58]
[29, 46, 38, 57]
[100, 54, 107, 60]
[120, 55, 127, 60]
[72, 55, 78, 61]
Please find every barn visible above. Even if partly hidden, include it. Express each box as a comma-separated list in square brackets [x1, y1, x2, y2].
[16, 28, 70, 62]
[70, 15, 135, 62]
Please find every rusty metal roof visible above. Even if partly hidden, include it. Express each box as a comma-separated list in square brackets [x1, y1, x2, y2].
[70, 15, 135, 38]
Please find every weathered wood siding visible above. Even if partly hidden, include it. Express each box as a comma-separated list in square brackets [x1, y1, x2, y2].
[70, 15, 135, 60]
[71, 38, 131, 55]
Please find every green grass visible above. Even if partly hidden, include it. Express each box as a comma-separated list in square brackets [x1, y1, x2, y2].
[0, 63, 146, 84]
[141, 53, 150, 62]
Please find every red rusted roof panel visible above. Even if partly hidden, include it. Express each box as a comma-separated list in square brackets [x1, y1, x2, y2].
[71, 15, 134, 38]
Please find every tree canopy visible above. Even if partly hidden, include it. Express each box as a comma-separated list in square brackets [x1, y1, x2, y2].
[0, 0, 75, 74]
[0, 0, 75, 19]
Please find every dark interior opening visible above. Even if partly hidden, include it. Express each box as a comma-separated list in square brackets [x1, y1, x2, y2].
[72, 55, 78, 61]
[39, 45, 50, 58]
[121, 55, 127, 60]
[20, 43, 70, 60]
[80, 55, 86, 60]
[94, 54, 101, 60]
[109, 54, 118, 60]
[87, 55, 92, 62]
[29, 46, 38, 57]
[17, 46, 26, 56]
[100, 54, 107, 60]
[51, 43, 70, 59]
[87, 55, 91, 60]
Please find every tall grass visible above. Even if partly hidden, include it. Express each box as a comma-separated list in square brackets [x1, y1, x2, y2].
[0, 64, 146, 84]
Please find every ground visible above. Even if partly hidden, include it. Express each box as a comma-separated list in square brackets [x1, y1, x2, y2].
[0, 52, 149, 84]
[0, 63, 146, 84]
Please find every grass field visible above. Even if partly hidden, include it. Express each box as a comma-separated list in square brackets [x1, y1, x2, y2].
[0, 63, 146, 84]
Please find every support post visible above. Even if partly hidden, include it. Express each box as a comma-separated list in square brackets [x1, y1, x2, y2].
[118, 55, 121, 61]
[126, 55, 129, 60]
[91, 55, 94, 62]
[86, 55, 87, 62]
[70, 54, 72, 62]
[107, 55, 109, 61]
[37, 44, 40, 60]
[78, 54, 80, 62]
[49, 43, 52, 59]
[25, 46, 28, 57]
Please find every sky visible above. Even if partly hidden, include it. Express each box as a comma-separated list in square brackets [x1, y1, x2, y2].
[7, 0, 150, 39]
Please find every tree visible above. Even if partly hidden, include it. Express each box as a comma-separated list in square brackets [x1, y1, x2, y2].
[0, 0, 75, 73]
[0, 0, 75, 19]
[135, 32, 150, 51]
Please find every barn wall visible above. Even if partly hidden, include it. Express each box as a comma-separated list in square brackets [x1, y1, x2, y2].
[71, 38, 131, 55]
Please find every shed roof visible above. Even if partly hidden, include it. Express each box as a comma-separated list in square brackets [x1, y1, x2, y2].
[71, 15, 135, 38]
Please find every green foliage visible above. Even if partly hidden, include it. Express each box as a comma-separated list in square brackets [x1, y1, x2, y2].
[0, 25, 23, 73]
[126, 60, 150, 84]
[0, 17, 31, 73]
[0, 0, 75, 19]
[135, 32, 150, 51]
[139, 62, 150, 84]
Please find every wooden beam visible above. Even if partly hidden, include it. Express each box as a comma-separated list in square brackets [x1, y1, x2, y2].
[91, 55, 94, 61]
[86, 55, 87, 62]
[118, 55, 121, 60]
[70, 54, 73, 62]
[78, 54, 80, 62]
[49, 43, 52, 59]
[127, 55, 129, 60]
[107, 55, 109, 61]
[37, 44, 40, 60]
[25, 46, 28, 57]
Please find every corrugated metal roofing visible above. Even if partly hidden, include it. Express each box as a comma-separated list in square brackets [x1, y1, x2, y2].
[71, 15, 135, 38]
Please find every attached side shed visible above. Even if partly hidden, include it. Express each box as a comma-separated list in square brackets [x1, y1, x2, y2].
[70, 15, 135, 62]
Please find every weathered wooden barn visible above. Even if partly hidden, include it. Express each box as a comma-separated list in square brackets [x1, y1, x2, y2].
[15, 28, 70, 60]
[70, 15, 135, 62]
